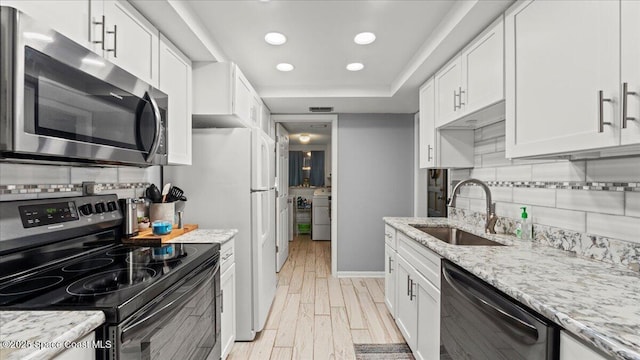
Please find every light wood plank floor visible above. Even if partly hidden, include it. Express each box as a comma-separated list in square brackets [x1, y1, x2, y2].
[227, 235, 406, 360]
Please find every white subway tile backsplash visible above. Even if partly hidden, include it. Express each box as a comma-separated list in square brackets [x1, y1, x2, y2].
[105, 188, 137, 199]
[0, 193, 38, 201]
[480, 121, 505, 140]
[556, 190, 624, 215]
[587, 213, 640, 244]
[459, 186, 486, 199]
[475, 139, 496, 155]
[495, 201, 523, 219]
[532, 161, 586, 182]
[586, 157, 640, 182]
[495, 136, 506, 152]
[626, 192, 640, 218]
[70, 167, 118, 183]
[490, 186, 513, 202]
[450, 169, 471, 181]
[496, 165, 532, 181]
[470, 168, 496, 181]
[513, 188, 556, 207]
[469, 198, 487, 212]
[530, 206, 586, 233]
[474, 155, 482, 167]
[481, 151, 512, 168]
[37, 191, 83, 199]
[118, 167, 153, 183]
[0, 163, 70, 185]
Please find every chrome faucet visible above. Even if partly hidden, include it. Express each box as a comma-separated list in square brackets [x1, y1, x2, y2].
[448, 178, 497, 234]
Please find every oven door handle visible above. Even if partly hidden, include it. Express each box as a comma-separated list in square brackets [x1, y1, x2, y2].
[120, 258, 219, 342]
[144, 91, 162, 163]
[442, 265, 539, 343]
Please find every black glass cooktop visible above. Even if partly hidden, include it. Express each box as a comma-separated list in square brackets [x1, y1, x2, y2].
[0, 235, 219, 323]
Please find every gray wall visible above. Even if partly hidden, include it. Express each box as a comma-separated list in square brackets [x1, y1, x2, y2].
[337, 114, 415, 272]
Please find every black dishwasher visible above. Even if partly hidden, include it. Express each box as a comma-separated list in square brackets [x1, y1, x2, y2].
[440, 260, 559, 360]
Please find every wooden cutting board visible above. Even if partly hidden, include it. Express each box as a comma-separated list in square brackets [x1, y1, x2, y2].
[122, 224, 199, 245]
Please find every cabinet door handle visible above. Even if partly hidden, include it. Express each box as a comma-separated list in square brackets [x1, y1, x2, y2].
[92, 15, 106, 50]
[410, 279, 416, 301]
[106, 24, 118, 58]
[388, 257, 393, 273]
[598, 90, 612, 133]
[459, 87, 466, 107]
[453, 90, 459, 111]
[623, 82, 637, 129]
[427, 145, 433, 162]
[407, 275, 411, 296]
[221, 289, 224, 313]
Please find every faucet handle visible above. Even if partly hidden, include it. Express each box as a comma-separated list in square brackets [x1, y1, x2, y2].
[490, 202, 496, 214]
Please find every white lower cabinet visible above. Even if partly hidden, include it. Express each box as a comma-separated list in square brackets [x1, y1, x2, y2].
[388, 227, 441, 360]
[52, 333, 95, 360]
[220, 238, 236, 360]
[384, 243, 397, 318]
[560, 331, 609, 360]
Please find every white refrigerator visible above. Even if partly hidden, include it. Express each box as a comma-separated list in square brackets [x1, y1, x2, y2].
[164, 127, 277, 341]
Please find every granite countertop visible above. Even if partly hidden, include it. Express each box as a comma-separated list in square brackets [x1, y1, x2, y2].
[165, 228, 237, 244]
[0, 310, 105, 360]
[384, 217, 640, 360]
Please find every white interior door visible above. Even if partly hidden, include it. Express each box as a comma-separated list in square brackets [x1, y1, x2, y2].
[275, 124, 290, 272]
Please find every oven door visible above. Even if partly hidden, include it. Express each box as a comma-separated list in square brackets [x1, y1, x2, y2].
[1, 7, 167, 166]
[111, 257, 221, 360]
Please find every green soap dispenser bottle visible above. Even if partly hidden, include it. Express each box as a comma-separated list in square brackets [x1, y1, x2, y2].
[516, 207, 532, 240]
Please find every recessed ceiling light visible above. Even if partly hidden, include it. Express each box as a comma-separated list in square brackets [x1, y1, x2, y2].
[354, 32, 376, 45]
[276, 63, 294, 72]
[346, 63, 364, 71]
[265, 32, 287, 45]
[299, 134, 311, 144]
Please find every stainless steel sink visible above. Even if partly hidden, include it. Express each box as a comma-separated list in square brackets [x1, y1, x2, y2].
[410, 225, 505, 246]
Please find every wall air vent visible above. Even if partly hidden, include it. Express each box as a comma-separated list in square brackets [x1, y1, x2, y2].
[309, 107, 334, 113]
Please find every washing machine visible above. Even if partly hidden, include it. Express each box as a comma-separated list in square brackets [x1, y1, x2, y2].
[312, 188, 331, 240]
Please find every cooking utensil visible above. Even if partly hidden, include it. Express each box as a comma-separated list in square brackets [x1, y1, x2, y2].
[146, 184, 162, 203]
[161, 183, 171, 203]
[165, 186, 185, 202]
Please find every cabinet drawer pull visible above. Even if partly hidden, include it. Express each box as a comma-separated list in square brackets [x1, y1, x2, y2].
[623, 82, 637, 129]
[459, 87, 466, 107]
[598, 90, 612, 133]
[106, 24, 118, 58]
[92, 15, 106, 50]
[407, 275, 411, 296]
[388, 257, 393, 273]
[427, 145, 433, 162]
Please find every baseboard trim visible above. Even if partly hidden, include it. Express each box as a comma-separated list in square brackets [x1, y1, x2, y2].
[335, 271, 385, 278]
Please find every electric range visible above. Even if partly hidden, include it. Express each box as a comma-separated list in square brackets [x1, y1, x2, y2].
[0, 194, 221, 360]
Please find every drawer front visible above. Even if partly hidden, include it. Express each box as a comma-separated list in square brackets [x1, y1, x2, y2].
[384, 224, 397, 249]
[397, 231, 441, 289]
[220, 238, 235, 273]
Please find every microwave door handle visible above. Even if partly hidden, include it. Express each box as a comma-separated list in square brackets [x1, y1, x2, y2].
[144, 92, 162, 163]
[120, 260, 218, 342]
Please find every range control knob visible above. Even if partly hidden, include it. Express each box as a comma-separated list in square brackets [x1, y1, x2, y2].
[79, 204, 93, 216]
[107, 201, 117, 212]
[95, 202, 106, 214]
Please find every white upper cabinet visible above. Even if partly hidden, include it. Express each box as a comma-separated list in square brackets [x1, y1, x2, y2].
[90, 0, 159, 87]
[192, 62, 256, 128]
[419, 78, 474, 169]
[505, 0, 621, 158]
[1, 1, 92, 49]
[159, 34, 192, 166]
[621, 0, 640, 146]
[435, 16, 504, 128]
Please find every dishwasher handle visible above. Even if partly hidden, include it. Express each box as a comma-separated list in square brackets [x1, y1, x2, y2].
[442, 263, 540, 343]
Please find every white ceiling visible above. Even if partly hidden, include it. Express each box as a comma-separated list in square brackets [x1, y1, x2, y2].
[133, 0, 513, 114]
[282, 122, 332, 145]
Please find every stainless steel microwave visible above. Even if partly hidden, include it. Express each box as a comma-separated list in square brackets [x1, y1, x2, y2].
[0, 7, 168, 166]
